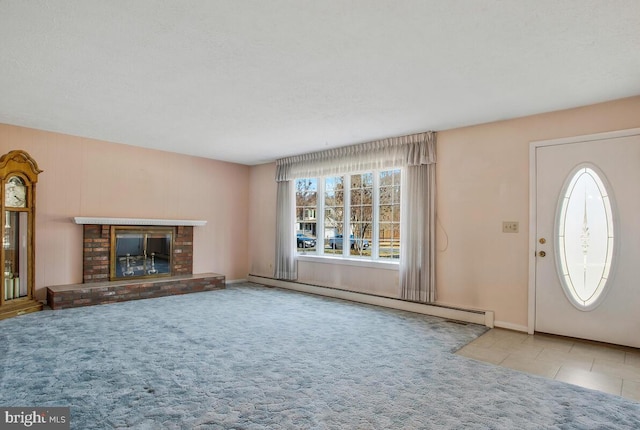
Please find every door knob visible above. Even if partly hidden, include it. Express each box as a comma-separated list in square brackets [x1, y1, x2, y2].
[538, 251, 546, 257]
[539, 238, 546, 244]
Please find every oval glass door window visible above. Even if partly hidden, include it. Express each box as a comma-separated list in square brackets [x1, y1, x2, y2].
[556, 165, 615, 310]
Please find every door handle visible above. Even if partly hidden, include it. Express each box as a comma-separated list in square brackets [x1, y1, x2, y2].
[538, 251, 546, 257]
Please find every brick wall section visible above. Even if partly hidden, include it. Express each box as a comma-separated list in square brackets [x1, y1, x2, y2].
[47, 273, 225, 310]
[83, 225, 110, 283]
[82, 225, 194, 282]
[173, 226, 193, 276]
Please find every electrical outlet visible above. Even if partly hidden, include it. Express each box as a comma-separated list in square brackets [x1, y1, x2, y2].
[502, 221, 519, 233]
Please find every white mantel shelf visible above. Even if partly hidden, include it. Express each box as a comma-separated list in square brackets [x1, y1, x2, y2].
[73, 217, 207, 226]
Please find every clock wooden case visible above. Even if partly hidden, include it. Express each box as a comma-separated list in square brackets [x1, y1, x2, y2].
[0, 150, 43, 319]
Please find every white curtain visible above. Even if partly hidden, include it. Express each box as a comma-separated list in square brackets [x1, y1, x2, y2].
[274, 180, 297, 280]
[275, 132, 434, 181]
[400, 162, 436, 302]
[275, 131, 436, 300]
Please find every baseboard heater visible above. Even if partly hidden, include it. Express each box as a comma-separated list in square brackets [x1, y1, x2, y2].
[247, 275, 494, 328]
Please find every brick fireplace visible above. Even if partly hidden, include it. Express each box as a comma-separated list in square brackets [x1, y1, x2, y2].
[82, 224, 193, 283]
[46, 217, 225, 309]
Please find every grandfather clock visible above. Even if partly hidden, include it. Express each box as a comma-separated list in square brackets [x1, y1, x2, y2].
[0, 150, 42, 319]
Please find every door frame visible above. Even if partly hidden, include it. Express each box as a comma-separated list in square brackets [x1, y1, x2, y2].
[527, 127, 640, 335]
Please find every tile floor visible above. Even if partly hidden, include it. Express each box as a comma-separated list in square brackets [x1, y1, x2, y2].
[456, 328, 640, 402]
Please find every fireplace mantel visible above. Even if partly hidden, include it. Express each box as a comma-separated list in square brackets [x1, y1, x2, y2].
[73, 217, 207, 226]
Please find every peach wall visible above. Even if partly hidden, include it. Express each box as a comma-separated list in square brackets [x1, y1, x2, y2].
[248, 163, 277, 276]
[248, 96, 640, 330]
[0, 123, 250, 300]
[436, 96, 640, 328]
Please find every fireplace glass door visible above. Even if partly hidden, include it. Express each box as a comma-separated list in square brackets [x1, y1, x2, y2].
[111, 227, 173, 280]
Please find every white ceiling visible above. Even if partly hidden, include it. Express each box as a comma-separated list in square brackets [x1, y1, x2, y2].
[1, 1, 638, 165]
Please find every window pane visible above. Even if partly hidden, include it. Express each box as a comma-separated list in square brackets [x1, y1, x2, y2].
[324, 176, 344, 255]
[350, 206, 361, 220]
[392, 206, 400, 222]
[393, 186, 401, 204]
[305, 192, 317, 207]
[379, 204, 392, 222]
[391, 224, 401, 259]
[295, 178, 317, 253]
[379, 169, 401, 259]
[379, 191, 391, 205]
[351, 189, 362, 205]
[350, 173, 373, 257]
[380, 224, 400, 259]
[380, 170, 393, 186]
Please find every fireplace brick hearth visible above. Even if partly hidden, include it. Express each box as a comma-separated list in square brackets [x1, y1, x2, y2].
[45, 218, 224, 309]
[47, 273, 225, 310]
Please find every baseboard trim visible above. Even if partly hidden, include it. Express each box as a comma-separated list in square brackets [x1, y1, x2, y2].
[494, 321, 528, 333]
[247, 275, 494, 328]
[226, 278, 248, 284]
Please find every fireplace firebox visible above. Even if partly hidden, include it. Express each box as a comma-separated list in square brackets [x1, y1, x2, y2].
[110, 226, 173, 280]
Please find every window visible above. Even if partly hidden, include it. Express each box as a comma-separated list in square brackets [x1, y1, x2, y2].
[556, 165, 615, 310]
[295, 169, 401, 261]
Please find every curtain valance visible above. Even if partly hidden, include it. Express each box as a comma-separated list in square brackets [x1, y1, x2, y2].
[275, 131, 436, 181]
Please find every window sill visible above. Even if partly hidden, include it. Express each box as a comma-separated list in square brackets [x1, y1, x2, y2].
[296, 254, 399, 270]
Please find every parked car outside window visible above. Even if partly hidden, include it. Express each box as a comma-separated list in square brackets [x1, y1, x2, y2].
[296, 233, 316, 248]
[328, 234, 370, 250]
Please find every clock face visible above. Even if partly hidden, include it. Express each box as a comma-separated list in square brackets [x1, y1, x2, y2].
[5, 176, 26, 208]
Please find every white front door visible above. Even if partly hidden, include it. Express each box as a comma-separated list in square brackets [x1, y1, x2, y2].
[533, 129, 640, 348]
